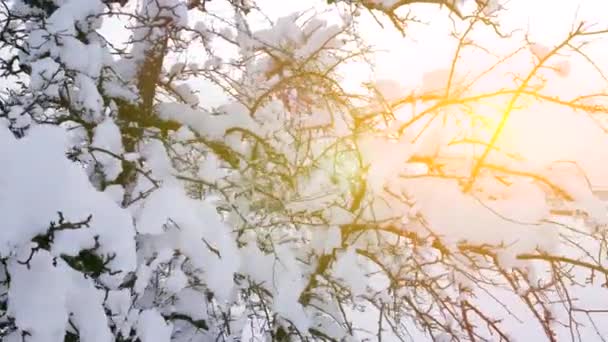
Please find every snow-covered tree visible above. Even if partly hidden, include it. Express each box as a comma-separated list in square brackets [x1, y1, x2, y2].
[1, 0, 608, 341]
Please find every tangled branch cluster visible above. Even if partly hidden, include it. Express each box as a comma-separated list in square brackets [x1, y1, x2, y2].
[1, 0, 608, 341]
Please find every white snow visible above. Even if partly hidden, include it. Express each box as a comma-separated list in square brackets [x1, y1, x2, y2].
[92, 117, 124, 181]
[4, 0, 608, 341]
[8, 251, 68, 342]
[137, 309, 172, 342]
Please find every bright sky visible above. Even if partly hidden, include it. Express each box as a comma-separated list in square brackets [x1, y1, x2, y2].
[243, 0, 608, 187]
[98, 0, 608, 188]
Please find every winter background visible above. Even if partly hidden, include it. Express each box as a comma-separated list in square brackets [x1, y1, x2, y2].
[2, 0, 608, 341]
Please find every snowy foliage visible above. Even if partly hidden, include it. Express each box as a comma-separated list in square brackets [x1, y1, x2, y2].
[1, 0, 608, 341]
